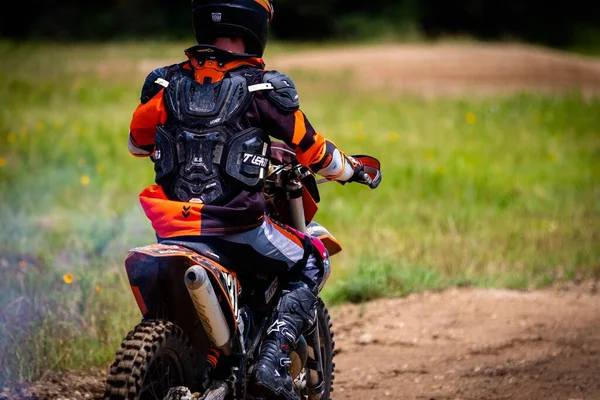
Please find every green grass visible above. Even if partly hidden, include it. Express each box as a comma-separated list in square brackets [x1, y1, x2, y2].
[0, 40, 599, 384]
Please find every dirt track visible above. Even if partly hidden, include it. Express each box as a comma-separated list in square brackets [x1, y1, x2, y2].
[331, 281, 600, 400]
[269, 42, 600, 97]
[2, 43, 600, 400]
[4, 281, 599, 400]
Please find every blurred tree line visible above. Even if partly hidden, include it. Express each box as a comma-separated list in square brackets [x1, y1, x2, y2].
[1, 0, 599, 49]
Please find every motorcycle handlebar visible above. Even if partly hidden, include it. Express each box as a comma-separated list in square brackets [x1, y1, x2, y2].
[269, 145, 382, 189]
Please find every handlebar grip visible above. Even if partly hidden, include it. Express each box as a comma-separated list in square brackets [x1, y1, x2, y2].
[360, 171, 373, 186]
[349, 155, 381, 189]
[361, 166, 381, 189]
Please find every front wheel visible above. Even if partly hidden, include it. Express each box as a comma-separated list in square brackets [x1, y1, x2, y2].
[104, 320, 195, 400]
[298, 297, 336, 399]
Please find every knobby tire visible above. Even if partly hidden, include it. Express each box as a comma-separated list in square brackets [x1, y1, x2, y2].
[103, 320, 195, 400]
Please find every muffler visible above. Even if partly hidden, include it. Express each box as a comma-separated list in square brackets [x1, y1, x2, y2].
[184, 265, 232, 354]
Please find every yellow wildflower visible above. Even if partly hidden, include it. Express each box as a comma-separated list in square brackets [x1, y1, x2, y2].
[465, 112, 476, 125]
[387, 131, 399, 142]
[63, 273, 74, 284]
[7, 133, 16, 144]
[95, 285, 102, 293]
[80, 175, 90, 186]
[0, 157, 6, 167]
[36, 122, 45, 132]
[437, 167, 447, 175]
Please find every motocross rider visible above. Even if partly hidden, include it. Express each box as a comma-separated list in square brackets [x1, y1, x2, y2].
[128, 0, 376, 398]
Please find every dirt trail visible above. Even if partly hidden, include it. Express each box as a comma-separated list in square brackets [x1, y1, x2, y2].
[331, 281, 600, 400]
[3, 281, 599, 400]
[268, 42, 600, 97]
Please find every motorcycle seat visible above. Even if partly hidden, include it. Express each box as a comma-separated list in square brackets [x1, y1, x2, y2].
[159, 238, 234, 270]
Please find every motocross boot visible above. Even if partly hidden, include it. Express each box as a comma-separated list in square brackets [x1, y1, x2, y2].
[252, 284, 317, 400]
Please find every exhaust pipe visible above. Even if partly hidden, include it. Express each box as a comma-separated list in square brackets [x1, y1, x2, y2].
[184, 265, 232, 354]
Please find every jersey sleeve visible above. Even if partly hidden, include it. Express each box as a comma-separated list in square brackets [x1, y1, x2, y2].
[128, 90, 168, 157]
[127, 67, 175, 157]
[255, 95, 356, 181]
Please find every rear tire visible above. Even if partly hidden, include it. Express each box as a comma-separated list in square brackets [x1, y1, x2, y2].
[104, 320, 195, 400]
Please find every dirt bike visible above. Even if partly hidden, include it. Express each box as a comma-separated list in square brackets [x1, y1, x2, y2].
[103, 142, 381, 400]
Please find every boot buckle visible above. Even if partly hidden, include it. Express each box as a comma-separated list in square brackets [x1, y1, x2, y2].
[279, 357, 292, 367]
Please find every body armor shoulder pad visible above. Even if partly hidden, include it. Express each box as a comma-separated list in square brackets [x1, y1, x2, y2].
[230, 65, 263, 84]
[262, 71, 299, 113]
[140, 63, 185, 104]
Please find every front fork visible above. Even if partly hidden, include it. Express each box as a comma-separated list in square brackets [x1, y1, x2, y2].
[287, 180, 306, 233]
[287, 180, 326, 398]
[305, 322, 325, 399]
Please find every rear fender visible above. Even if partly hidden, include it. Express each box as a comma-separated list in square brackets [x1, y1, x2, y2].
[125, 244, 240, 335]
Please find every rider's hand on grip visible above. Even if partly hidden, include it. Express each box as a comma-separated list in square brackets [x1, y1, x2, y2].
[348, 155, 382, 189]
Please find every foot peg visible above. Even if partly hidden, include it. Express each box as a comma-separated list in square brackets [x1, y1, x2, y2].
[199, 381, 229, 400]
[162, 381, 229, 400]
[163, 387, 199, 400]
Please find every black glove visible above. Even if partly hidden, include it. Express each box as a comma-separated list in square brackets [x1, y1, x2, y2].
[347, 155, 381, 189]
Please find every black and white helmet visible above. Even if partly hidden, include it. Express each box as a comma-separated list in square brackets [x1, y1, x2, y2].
[191, 0, 274, 57]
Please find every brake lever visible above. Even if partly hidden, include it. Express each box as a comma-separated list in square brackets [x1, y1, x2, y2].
[316, 177, 337, 185]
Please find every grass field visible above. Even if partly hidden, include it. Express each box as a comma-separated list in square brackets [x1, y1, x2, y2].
[0, 40, 599, 384]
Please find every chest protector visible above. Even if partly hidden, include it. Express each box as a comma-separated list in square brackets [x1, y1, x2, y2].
[153, 70, 270, 204]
